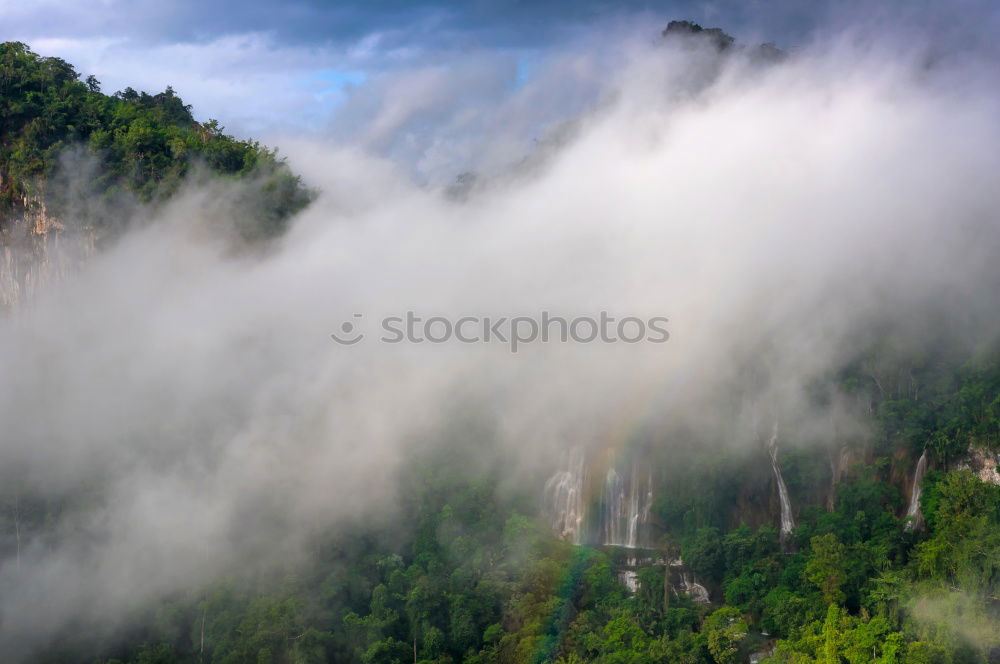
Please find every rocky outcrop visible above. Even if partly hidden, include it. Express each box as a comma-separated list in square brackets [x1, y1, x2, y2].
[827, 444, 855, 511]
[661, 20, 786, 61]
[955, 445, 1000, 485]
[662, 20, 736, 51]
[0, 184, 94, 311]
[607, 549, 711, 603]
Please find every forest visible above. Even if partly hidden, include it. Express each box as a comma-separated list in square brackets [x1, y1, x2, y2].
[18, 346, 999, 663]
[0, 41, 312, 242]
[1, 31, 999, 664]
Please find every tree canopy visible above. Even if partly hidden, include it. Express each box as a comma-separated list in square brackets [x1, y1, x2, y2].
[0, 41, 313, 241]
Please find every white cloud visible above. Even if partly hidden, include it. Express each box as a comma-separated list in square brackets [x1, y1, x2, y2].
[1, 18, 1000, 661]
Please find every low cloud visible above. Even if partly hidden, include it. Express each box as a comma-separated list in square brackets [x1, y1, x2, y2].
[1, 21, 1000, 660]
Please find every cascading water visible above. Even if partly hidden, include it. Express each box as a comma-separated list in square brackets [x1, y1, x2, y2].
[660, 557, 711, 603]
[543, 449, 587, 544]
[545, 452, 653, 548]
[629, 465, 654, 548]
[679, 570, 710, 604]
[767, 424, 795, 540]
[619, 570, 640, 593]
[603, 468, 624, 546]
[618, 553, 641, 593]
[905, 449, 928, 531]
[602, 462, 653, 548]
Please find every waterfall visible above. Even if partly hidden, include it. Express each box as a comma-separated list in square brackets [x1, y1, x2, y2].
[543, 449, 587, 544]
[602, 462, 653, 548]
[603, 468, 624, 546]
[628, 464, 654, 548]
[545, 452, 654, 548]
[767, 424, 795, 539]
[905, 449, 928, 531]
[610, 553, 646, 593]
[679, 571, 710, 603]
[664, 557, 710, 603]
[619, 569, 640, 593]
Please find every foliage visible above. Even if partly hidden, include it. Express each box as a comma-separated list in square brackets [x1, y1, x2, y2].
[0, 41, 313, 241]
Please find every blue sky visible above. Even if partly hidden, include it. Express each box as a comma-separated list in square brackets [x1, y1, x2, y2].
[3, 0, 997, 139]
[0, 1, 820, 134]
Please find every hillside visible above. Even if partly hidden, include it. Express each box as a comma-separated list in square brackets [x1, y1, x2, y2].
[0, 41, 312, 244]
[28, 349, 996, 664]
[1, 27, 1000, 664]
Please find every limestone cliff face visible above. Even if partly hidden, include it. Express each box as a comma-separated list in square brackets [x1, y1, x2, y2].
[723, 441, 944, 534]
[728, 449, 777, 531]
[955, 445, 1000, 485]
[827, 444, 856, 511]
[891, 447, 919, 508]
[0, 180, 95, 311]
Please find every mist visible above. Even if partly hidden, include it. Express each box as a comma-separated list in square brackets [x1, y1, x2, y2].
[2, 22, 1000, 659]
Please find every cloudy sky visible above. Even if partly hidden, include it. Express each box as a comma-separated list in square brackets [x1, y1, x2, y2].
[5, 0, 997, 140]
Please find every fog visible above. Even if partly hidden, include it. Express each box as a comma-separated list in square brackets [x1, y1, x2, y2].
[2, 23, 999, 659]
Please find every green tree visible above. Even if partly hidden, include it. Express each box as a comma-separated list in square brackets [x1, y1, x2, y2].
[805, 534, 847, 605]
[703, 607, 747, 664]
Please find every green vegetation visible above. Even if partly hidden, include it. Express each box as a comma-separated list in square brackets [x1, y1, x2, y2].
[2, 40, 999, 664]
[37, 351, 990, 664]
[0, 41, 312, 241]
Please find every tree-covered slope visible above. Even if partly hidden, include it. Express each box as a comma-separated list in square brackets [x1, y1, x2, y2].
[17, 350, 993, 664]
[0, 41, 312, 241]
[3, 29, 1000, 664]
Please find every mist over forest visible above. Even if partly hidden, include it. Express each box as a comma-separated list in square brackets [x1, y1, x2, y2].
[1, 4, 999, 664]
